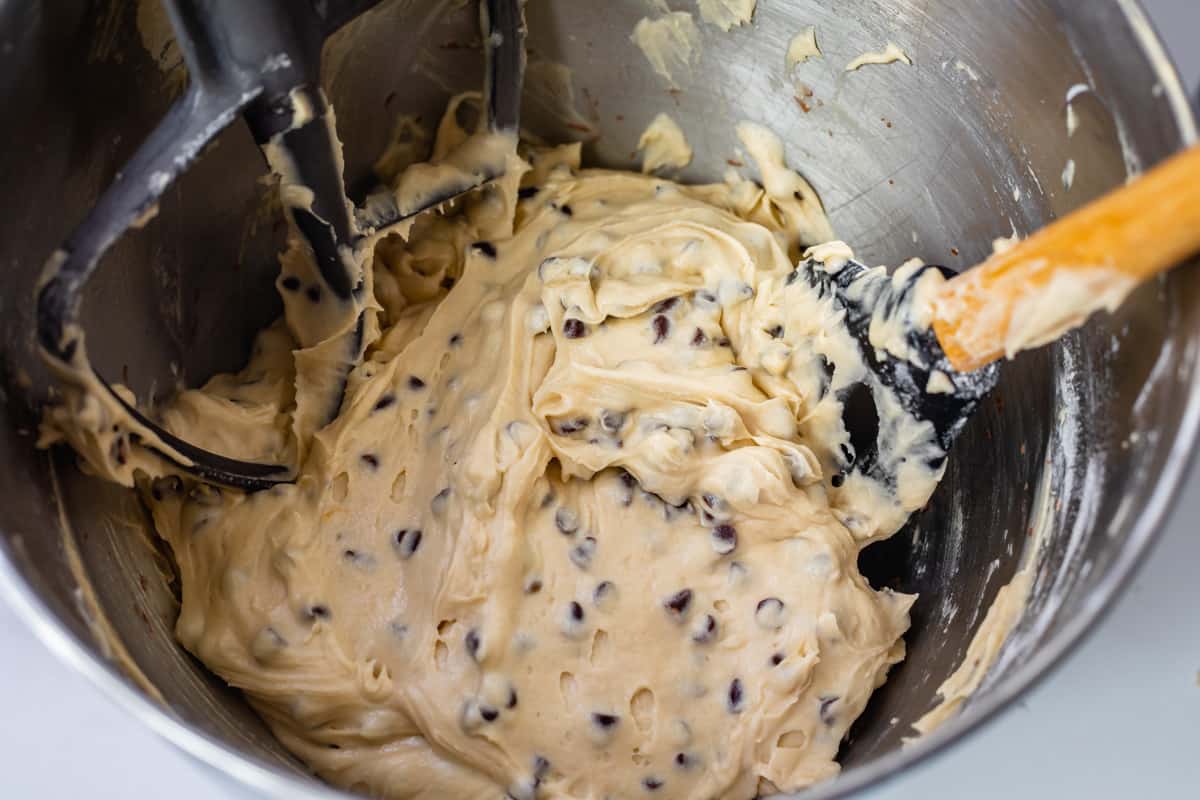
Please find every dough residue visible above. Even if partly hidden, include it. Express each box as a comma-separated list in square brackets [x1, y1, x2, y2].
[786, 26, 822, 70]
[697, 0, 757, 31]
[637, 113, 693, 173]
[845, 43, 913, 72]
[631, 11, 702, 88]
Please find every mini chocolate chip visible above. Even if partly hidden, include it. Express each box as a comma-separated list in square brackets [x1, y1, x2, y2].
[570, 537, 597, 570]
[281, 276, 301, 291]
[518, 186, 540, 199]
[533, 755, 550, 778]
[711, 524, 738, 555]
[766, 324, 784, 339]
[431, 487, 451, 515]
[569, 601, 585, 622]
[373, 393, 396, 411]
[663, 589, 693, 620]
[674, 752, 691, 768]
[690, 328, 708, 347]
[305, 285, 322, 303]
[653, 297, 680, 314]
[480, 706, 499, 722]
[755, 597, 786, 630]
[465, 629, 481, 660]
[441, 275, 456, 290]
[563, 318, 588, 339]
[770, 652, 784, 666]
[554, 416, 591, 435]
[360, 453, 379, 469]
[652, 314, 671, 343]
[342, 549, 375, 569]
[525, 577, 543, 594]
[786, 269, 801, 286]
[306, 604, 331, 621]
[618, 469, 638, 489]
[831, 473, 845, 488]
[593, 580, 616, 606]
[555, 507, 579, 534]
[728, 678, 744, 712]
[393, 528, 423, 559]
[600, 410, 627, 433]
[560, 204, 574, 216]
[818, 695, 838, 725]
[472, 240, 498, 258]
[717, 337, 732, 348]
[507, 687, 519, 708]
[692, 614, 718, 644]
[591, 712, 619, 728]
[449, 332, 463, 347]
[408, 375, 426, 390]
[642, 777, 663, 791]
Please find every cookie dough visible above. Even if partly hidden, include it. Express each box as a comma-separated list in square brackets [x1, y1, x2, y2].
[42, 99, 954, 798]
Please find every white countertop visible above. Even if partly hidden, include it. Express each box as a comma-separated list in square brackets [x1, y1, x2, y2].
[3, 1, 1197, 797]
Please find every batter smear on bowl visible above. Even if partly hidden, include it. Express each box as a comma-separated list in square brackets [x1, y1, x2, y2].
[42, 97, 961, 798]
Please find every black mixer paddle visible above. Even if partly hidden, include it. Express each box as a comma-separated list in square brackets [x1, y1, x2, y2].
[36, 0, 526, 491]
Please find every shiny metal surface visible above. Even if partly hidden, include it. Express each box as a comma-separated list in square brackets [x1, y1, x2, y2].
[0, 1, 1196, 798]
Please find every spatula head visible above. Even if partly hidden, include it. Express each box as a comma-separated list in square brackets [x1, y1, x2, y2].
[793, 256, 999, 491]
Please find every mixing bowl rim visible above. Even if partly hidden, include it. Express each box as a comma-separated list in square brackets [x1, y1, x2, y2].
[0, 0, 1196, 796]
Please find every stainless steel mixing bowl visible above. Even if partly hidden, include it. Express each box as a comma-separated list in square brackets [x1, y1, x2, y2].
[0, 1, 1196, 797]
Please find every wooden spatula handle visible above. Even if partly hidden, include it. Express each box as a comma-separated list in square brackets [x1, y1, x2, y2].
[932, 144, 1200, 373]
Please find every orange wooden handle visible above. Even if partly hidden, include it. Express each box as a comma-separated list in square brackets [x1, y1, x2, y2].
[932, 144, 1200, 372]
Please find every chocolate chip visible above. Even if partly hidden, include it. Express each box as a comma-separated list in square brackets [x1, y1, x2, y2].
[755, 597, 787, 630]
[569, 601, 585, 621]
[690, 328, 708, 347]
[692, 614, 718, 644]
[593, 580, 616, 607]
[766, 324, 784, 339]
[305, 285, 322, 303]
[663, 589, 693, 620]
[360, 453, 379, 469]
[674, 752, 692, 768]
[533, 755, 550, 778]
[431, 487, 451, 515]
[728, 678, 744, 712]
[554, 416, 591, 435]
[642, 777, 663, 791]
[818, 695, 838, 725]
[591, 712, 619, 729]
[480, 706, 500, 722]
[441, 275, 456, 290]
[560, 204, 574, 216]
[711, 524, 737, 555]
[831, 473, 845, 488]
[342, 549, 375, 569]
[465, 629, 481, 661]
[393, 528, 423, 559]
[770, 652, 784, 666]
[652, 315, 671, 343]
[518, 186, 540, 199]
[507, 687, 519, 708]
[408, 375, 426, 390]
[281, 276, 301, 291]
[653, 297, 680, 314]
[305, 604, 331, 622]
[785, 269, 801, 286]
[555, 507, 579, 534]
[618, 469, 638, 489]
[373, 393, 396, 411]
[449, 332, 463, 347]
[472, 240, 498, 258]
[570, 536, 597, 570]
[563, 318, 588, 339]
[524, 577, 543, 594]
[599, 409, 627, 433]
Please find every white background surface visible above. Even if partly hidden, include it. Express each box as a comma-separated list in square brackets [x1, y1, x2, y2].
[2, 2, 1197, 797]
